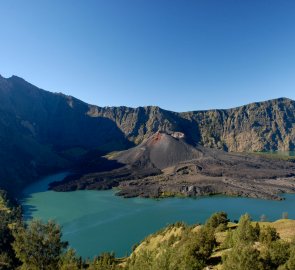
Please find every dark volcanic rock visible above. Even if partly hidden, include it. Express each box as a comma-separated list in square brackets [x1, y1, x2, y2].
[51, 132, 295, 200]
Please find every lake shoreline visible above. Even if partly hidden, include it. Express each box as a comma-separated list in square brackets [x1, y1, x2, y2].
[21, 172, 295, 258]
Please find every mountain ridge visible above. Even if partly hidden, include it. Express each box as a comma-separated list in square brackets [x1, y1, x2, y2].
[0, 74, 294, 194]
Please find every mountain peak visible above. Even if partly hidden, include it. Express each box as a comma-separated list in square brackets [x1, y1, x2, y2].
[8, 75, 29, 84]
[276, 97, 293, 102]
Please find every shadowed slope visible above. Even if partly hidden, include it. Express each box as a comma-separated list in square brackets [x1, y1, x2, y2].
[0, 75, 131, 194]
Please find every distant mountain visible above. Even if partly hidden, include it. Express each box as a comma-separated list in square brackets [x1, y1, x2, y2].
[0, 74, 294, 194]
[93, 97, 295, 152]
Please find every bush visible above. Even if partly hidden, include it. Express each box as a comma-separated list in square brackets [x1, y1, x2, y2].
[205, 212, 229, 231]
[58, 248, 81, 270]
[233, 214, 259, 244]
[0, 190, 22, 269]
[222, 244, 262, 270]
[284, 246, 295, 270]
[260, 240, 290, 269]
[89, 252, 117, 270]
[12, 219, 68, 270]
[259, 226, 280, 244]
[127, 223, 216, 270]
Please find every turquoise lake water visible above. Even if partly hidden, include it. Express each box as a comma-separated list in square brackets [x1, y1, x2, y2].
[21, 172, 295, 258]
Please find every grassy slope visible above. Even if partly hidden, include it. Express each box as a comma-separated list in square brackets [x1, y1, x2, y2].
[249, 152, 295, 161]
[124, 219, 295, 269]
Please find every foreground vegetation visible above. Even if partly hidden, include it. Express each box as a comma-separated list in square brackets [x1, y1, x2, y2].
[1, 190, 295, 269]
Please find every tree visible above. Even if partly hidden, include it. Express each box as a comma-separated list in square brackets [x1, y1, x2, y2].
[233, 214, 259, 244]
[260, 240, 290, 269]
[127, 223, 216, 270]
[259, 226, 280, 244]
[0, 252, 13, 270]
[222, 244, 262, 270]
[0, 213, 15, 268]
[284, 246, 295, 270]
[12, 219, 68, 270]
[0, 190, 22, 269]
[192, 226, 216, 262]
[174, 226, 216, 270]
[126, 249, 156, 270]
[89, 252, 117, 270]
[205, 211, 229, 231]
[58, 248, 81, 270]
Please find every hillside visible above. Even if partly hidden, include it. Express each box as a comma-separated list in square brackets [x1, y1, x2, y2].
[0, 75, 131, 193]
[124, 214, 295, 270]
[0, 74, 295, 194]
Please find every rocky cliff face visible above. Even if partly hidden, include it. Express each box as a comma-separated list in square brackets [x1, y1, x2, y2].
[0, 74, 294, 193]
[90, 98, 295, 152]
[182, 98, 295, 151]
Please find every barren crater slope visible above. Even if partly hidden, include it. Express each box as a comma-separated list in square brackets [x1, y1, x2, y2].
[51, 132, 295, 200]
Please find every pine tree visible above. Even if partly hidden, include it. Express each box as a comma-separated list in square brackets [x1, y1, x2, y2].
[12, 219, 68, 270]
[222, 244, 262, 270]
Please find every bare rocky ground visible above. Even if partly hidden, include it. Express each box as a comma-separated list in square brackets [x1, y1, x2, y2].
[50, 132, 295, 200]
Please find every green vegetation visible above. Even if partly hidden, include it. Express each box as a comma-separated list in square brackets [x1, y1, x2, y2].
[1, 191, 295, 269]
[0, 190, 21, 269]
[12, 220, 68, 270]
[250, 151, 295, 161]
[205, 211, 229, 232]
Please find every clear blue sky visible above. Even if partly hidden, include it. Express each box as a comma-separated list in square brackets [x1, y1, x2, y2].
[1, 0, 295, 112]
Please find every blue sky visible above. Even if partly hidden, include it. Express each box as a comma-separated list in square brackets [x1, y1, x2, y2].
[1, 0, 295, 112]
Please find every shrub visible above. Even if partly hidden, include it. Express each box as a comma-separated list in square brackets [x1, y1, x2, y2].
[205, 212, 229, 231]
[222, 244, 262, 270]
[12, 219, 68, 270]
[284, 246, 295, 270]
[58, 248, 81, 270]
[261, 240, 290, 269]
[233, 214, 259, 244]
[89, 252, 117, 270]
[259, 226, 280, 244]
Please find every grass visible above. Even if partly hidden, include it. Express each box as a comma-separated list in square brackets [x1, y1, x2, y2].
[256, 219, 295, 241]
[104, 151, 120, 159]
[248, 151, 295, 161]
[127, 218, 295, 269]
[134, 226, 185, 253]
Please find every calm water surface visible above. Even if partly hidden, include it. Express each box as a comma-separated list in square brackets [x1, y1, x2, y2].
[22, 172, 295, 258]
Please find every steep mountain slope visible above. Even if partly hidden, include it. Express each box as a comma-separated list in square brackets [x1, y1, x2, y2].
[0, 75, 131, 193]
[92, 98, 295, 152]
[182, 98, 295, 151]
[0, 74, 295, 194]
